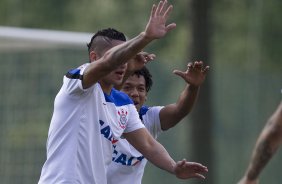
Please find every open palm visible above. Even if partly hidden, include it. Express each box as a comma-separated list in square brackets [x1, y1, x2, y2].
[173, 61, 209, 87]
[174, 159, 208, 180]
[144, 0, 176, 40]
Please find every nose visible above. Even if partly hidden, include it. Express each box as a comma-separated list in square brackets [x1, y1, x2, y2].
[120, 63, 127, 70]
[130, 88, 139, 97]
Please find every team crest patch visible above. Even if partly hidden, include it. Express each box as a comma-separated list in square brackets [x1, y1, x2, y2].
[117, 108, 128, 129]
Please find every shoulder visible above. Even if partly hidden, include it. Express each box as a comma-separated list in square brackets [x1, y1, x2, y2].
[139, 106, 150, 120]
[139, 106, 163, 120]
[105, 88, 134, 106]
[140, 106, 163, 136]
[65, 63, 89, 80]
[139, 106, 163, 116]
[62, 63, 97, 95]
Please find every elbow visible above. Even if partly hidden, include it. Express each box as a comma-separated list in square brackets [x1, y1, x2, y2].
[161, 120, 180, 131]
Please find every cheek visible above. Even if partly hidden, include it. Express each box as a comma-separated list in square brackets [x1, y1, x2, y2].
[139, 93, 147, 102]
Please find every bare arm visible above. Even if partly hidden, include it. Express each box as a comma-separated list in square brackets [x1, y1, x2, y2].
[160, 61, 209, 130]
[238, 102, 282, 184]
[83, 0, 176, 89]
[123, 128, 208, 179]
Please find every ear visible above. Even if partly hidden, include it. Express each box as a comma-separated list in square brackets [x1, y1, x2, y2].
[89, 51, 97, 62]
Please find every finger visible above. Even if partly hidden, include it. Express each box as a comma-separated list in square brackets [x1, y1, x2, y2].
[178, 159, 186, 167]
[142, 53, 155, 61]
[188, 161, 207, 167]
[187, 62, 193, 67]
[140, 55, 147, 63]
[142, 52, 152, 57]
[138, 51, 147, 58]
[186, 62, 193, 71]
[166, 23, 177, 32]
[187, 162, 208, 170]
[163, 4, 173, 20]
[138, 51, 148, 55]
[147, 54, 156, 60]
[159, 0, 168, 15]
[195, 61, 203, 67]
[202, 66, 210, 74]
[194, 61, 203, 70]
[193, 173, 206, 179]
[150, 4, 157, 18]
[155, 1, 164, 15]
[173, 70, 185, 79]
[193, 165, 209, 172]
[145, 54, 156, 61]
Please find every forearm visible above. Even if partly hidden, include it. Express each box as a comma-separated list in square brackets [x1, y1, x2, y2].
[105, 32, 152, 69]
[160, 84, 199, 130]
[246, 134, 277, 180]
[143, 140, 176, 174]
[245, 119, 282, 180]
[177, 84, 199, 116]
[125, 128, 176, 174]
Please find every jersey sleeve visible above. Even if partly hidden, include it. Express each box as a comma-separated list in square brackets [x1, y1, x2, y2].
[142, 106, 164, 139]
[123, 104, 145, 133]
[63, 63, 93, 95]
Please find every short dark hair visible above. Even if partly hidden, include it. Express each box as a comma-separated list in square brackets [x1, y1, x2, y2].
[133, 66, 153, 92]
[87, 28, 126, 54]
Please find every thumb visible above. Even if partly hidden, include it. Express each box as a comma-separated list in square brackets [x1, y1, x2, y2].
[166, 23, 177, 32]
[173, 70, 185, 79]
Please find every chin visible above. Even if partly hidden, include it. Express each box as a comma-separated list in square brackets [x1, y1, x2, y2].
[113, 80, 122, 86]
[136, 105, 141, 112]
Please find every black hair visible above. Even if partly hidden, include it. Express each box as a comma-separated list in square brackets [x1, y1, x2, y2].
[87, 28, 126, 53]
[133, 66, 153, 92]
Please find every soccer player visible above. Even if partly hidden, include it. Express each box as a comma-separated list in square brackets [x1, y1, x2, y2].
[38, 1, 208, 183]
[238, 98, 282, 184]
[107, 61, 209, 184]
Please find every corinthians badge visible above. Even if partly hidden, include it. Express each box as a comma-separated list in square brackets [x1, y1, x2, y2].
[118, 108, 128, 129]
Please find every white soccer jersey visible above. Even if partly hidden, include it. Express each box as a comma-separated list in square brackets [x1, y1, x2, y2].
[107, 105, 163, 184]
[38, 63, 144, 184]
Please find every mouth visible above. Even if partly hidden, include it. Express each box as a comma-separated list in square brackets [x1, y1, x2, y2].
[133, 101, 139, 106]
[115, 71, 125, 77]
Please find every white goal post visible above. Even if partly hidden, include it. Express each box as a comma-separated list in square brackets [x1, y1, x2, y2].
[0, 26, 93, 50]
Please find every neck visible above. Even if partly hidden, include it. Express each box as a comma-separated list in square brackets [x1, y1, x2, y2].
[99, 81, 113, 95]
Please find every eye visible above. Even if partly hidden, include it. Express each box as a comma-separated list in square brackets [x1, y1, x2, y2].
[122, 85, 131, 91]
[138, 87, 145, 92]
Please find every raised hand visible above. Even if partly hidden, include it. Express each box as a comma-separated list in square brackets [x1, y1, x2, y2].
[173, 61, 209, 87]
[144, 0, 176, 40]
[127, 52, 156, 72]
[174, 159, 208, 179]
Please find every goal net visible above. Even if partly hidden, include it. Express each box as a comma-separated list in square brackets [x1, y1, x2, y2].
[0, 26, 92, 184]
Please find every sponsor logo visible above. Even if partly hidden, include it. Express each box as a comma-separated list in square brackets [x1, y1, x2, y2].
[112, 145, 145, 166]
[100, 120, 118, 144]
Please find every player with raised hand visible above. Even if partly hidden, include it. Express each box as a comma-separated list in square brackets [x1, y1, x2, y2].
[108, 60, 209, 184]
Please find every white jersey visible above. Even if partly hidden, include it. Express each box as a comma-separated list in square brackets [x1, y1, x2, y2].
[107, 106, 163, 184]
[38, 63, 144, 184]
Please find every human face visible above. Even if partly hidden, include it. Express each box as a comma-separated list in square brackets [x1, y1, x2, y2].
[101, 63, 127, 87]
[121, 74, 147, 112]
[97, 39, 127, 92]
